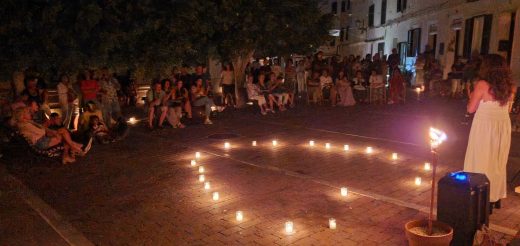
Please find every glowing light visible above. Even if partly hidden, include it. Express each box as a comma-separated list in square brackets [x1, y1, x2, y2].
[430, 127, 447, 149]
[415, 87, 421, 93]
[198, 166, 205, 174]
[366, 147, 373, 154]
[204, 181, 211, 190]
[236, 211, 243, 221]
[309, 140, 315, 147]
[224, 142, 230, 149]
[392, 153, 398, 160]
[247, 102, 254, 105]
[272, 140, 278, 146]
[252, 141, 257, 146]
[127, 117, 137, 124]
[195, 152, 201, 159]
[198, 175, 205, 182]
[344, 145, 349, 151]
[211, 106, 217, 111]
[329, 218, 337, 229]
[190, 160, 197, 166]
[285, 221, 294, 234]
[340, 187, 348, 197]
[325, 143, 331, 149]
[212, 192, 219, 201]
[424, 162, 431, 171]
[415, 177, 422, 186]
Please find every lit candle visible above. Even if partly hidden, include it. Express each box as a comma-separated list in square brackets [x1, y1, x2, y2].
[252, 141, 257, 146]
[198, 166, 204, 174]
[224, 142, 230, 149]
[272, 140, 278, 146]
[415, 177, 422, 186]
[325, 143, 331, 149]
[329, 218, 337, 229]
[127, 117, 137, 124]
[344, 145, 349, 151]
[211, 106, 217, 111]
[340, 187, 348, 197]
[204, 181, 211, 190]
[236, 211, 243, 221]
[392, 153, 398, 160]
[212, 192, 219, 201]
[190, 160, 197, 166]
[198, 174, 205, 182]
[424, 162, 431, 171]
[309, 140, 315, 147]
[415, 87, 421, 93]
[195, 152, 201, 159]
[366, 147, 373, 154]
[285, 221, 294, 234]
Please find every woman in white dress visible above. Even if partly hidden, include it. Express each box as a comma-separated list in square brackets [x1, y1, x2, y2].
[464, 54, 514, 211]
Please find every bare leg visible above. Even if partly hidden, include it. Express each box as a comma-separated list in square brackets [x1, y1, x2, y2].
[148, 106, 155, 128]
[158, 106, 168, 126]
[184, 101, 192, 118]
[56, 128, 83, 152]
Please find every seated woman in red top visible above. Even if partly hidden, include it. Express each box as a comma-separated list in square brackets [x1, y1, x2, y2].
[80, 70, 100, 106]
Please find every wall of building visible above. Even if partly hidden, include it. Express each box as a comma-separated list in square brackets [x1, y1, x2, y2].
[325, 0, 520, 82]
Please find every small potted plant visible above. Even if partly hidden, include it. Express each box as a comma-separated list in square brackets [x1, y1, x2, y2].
[405, 127, 453, 246]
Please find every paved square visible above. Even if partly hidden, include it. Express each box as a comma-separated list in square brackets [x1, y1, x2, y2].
[2, 98, 519, 245]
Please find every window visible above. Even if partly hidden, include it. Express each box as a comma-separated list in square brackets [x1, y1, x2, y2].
[397, 0, 407, 12]
[341, 1, 346, 12]
[340, 29, 344, 41]
[407, 28, 421, 57]
[331, 1, 338, 14]
[347, 0, 351, 10]
[368, 4, 375, 27]
[381, 0, 387, 25]
[345, 26, 349, 40]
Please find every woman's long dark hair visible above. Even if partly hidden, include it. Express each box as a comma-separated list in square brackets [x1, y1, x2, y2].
[479, 54, 513, 106]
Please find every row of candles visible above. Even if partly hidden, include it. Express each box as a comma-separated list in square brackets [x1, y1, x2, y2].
[225, 140, 432, 185]
[192, 140, 431, 234]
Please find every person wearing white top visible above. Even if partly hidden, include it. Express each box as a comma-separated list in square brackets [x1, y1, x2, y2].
[57, 75, 79, 130]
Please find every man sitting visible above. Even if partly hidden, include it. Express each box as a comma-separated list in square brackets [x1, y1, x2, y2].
[146, 80, 167, 129]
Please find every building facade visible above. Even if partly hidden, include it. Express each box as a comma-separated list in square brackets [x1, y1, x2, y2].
[324, 0, 520, 82]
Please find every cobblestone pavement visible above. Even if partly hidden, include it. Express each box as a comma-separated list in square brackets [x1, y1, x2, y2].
[2, 97, 520, 245]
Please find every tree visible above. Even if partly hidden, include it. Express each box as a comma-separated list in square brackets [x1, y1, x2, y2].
[0, 0, 332, 89]
[205, 0, 333, 106]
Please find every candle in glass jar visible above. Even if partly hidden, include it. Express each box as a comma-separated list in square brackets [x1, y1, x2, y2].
[344, 145, 349, 151]
[329, 218, 337, 229]
[195, 152, 201, 159]
[424, 162, 431, 171]
[309, 140, 315, 147]
[272, 140, 278, 146]
[285, 221, 294, 234]
[252, 141, 257, 146]
[392, 153, 398, 160]
[224, 142, 230, 149]
[212, 192, 219, 201]
[325, 143, 331, 149]
[198, 166, 204, 173]
[366, 147, 373, 154]
[190, 160, 197, 166]
[415, 177, 422, 186]
[340, 187, 348, 197]
[198, 175, 205, 182]
[204, 181, 210, 190]
[236, 211, 243, 221]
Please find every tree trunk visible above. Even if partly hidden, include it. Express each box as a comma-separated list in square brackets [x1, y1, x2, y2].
[232, 50, 254, 108]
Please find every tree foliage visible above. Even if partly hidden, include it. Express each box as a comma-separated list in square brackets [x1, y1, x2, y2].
[0, 0, 332, 80]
